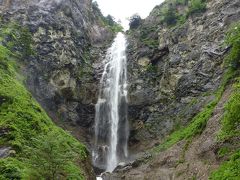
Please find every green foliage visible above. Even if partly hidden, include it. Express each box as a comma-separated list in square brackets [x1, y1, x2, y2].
[225, 23, 240, 69]
[155, 101, 216, 151]
[146, 64, 158, 73]
[0, 21, 34, 59]
[218, 77, 240, 141]
[142, 39, 159, 48]
[129, 14, 142, 29]
[217, 24, 240, 141]
[187, 0, 206, 16]
[0, 158, 25, 180]
[178, 14, 187, 25]
[109, 24, 124, 33]
[162, 4, 178, 26]
[139, 26, 159, 48]
[218, 147, 231, 158]
[175, 0, 188, 5]
[23, 131, 85, 179]
[0, 22, 87, 179]
[210, 150, 240, 180]
[156, 0, 206, 27]
[92, 1, 123, 33]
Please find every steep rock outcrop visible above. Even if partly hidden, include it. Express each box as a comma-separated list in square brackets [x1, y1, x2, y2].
[106, 85, 236, 179]
[0, 0, 115, 144]
[127, 0, 240, 150]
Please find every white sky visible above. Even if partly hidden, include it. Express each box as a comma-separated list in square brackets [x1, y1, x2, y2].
[95, 0, 164, 29]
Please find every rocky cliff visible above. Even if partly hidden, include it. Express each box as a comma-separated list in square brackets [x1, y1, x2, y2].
[0, 0, 239, 179]
[0, 0, 117, 144]
[127, 0, 239, 150]
[105, 0, 240, 179]
[0, 0, 120, 179]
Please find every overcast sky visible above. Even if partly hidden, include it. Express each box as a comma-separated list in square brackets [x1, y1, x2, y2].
[95, 0, 164, 29]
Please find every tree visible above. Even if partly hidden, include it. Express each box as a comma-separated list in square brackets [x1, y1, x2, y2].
[187, 0, 206, 16]
[162, 3, 178, 26]
[92, 1, 99, 8]
[24, 131, 79, 179]
[129, 14, 142, 29]
[105, 15, 115, 26]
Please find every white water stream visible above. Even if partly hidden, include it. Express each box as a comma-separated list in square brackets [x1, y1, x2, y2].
[93, 32, 129, 172]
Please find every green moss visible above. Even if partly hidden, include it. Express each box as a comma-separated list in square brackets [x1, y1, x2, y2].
[199, 22, 240, 180]
[139, 26, 159, 48]
[155, 101, 216, 151]
[0, 21, 34, 58]
[146, 64, 158, 73]
[225, 23, 240, 69]
[218, 147, 231, 158]
[0, 23, 87, 179]
[210, 150, 240, 180]
[217, 77, 240, 141]
[142, 39, 159, 48]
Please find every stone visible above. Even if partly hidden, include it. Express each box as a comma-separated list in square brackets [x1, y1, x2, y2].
[137, 57, 150, 67]
[0, 147, 11, 158]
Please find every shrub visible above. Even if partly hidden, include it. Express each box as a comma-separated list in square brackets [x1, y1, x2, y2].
[129, 14, 142, 29]
[162, 4, 178, 26]
[225, 23, 240, 69]
[0, 22, 87, 179]
[218, 78, 240, 141]
[92, 1, 123, 33]
[23, 131, 84, 179]
[0, 22, 34, 59]
[210, 150, 240, 179]
[187, 0, 206, 16]
[176, 0, 189, 5]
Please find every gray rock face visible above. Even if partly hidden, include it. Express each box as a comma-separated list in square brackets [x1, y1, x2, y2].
[127, 0, 240, 149]
[0, 147, 14, 158]
[0, 0, 114, 143]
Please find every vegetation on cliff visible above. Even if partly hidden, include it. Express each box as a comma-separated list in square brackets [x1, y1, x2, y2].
[154, 22, 240, 179]
[210, 76, 240, 179]
[155, 68, 234, 152]
[0, 22, 88, 179]
[92, 1, 123, 33]
[210, 23, 240, 179]
[147, 0, 207, 27]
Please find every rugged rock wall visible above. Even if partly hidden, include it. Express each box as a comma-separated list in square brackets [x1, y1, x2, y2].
[0, 0, 115, 144]
[127, 0, 240, 150]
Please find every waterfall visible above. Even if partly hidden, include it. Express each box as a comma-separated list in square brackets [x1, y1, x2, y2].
[93, 32, 129, 172]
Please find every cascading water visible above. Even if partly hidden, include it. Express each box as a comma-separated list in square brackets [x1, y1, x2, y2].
[93, 32, 129, 173]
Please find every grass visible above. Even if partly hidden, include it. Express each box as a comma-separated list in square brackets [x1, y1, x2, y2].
[225, 23, 240, 69]
[0, 23, 87, 179]
[217, 77, 240, 141]
[210, 150, 240, 180]
[154, 22, 240, 152]
[210, 73, 240, 179]
[216, 23, 240, 142]
[187, 0, 207, 16]
[154, 68, 235, 152]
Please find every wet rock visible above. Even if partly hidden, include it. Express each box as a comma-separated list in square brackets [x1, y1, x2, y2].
[0, 147, 12, 158]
